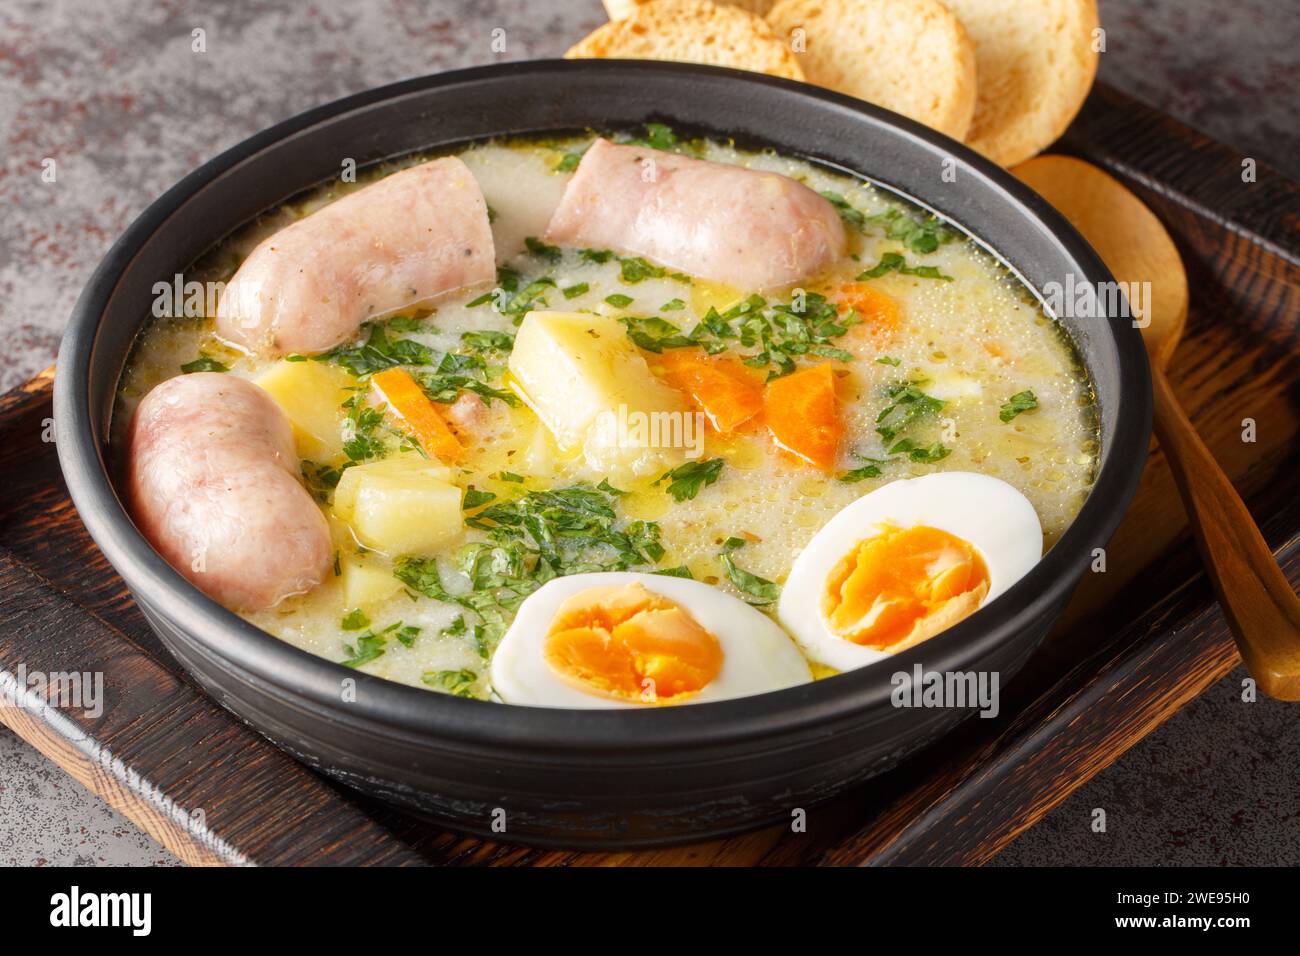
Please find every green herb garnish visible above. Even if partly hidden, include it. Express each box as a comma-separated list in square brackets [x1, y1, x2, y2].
[562, 282, 590, 300]
[857, 252, 953, 282]
[654, 565, 695, 579]
[889, 438, 951, 463]
[820, 191, 866, 229]
[524, 236, 562, 262]
[655, 458, 724, 502]
[423, 668, 480, 699]
[321, 322, 435, 377]
[604, 293, 634, 308]
[461, 330, 515, 353]
[180, 354, 228, 374]
[341, 608, 370, 631]
[999, 389, 1039, 422]
[838, 460, 887, 483]
[554, 145, 588, 172]
[463, 487, 497, 509]
[863, 208, 959, 255]
[875, 383, 946, 443]
[719, 537, 780, 605]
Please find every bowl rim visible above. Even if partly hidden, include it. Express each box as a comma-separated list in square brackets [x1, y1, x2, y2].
[55, 59, 1152, 756]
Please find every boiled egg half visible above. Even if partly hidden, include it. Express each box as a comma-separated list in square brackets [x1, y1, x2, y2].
[778, 472, 1042, 672]
[491, 572, 811, 708]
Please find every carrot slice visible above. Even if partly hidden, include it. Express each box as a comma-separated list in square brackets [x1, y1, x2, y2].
[763, 363, 842, 471]
[832, 283, 900, 337]
[656, 349, 764, 434]
[369, 367, 462, 463]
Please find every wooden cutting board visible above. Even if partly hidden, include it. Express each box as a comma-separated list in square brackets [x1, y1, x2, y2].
[1, 83, 1296, 866]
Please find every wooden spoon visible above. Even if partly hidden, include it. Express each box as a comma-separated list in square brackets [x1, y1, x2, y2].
[1013, 154, 1300, 700]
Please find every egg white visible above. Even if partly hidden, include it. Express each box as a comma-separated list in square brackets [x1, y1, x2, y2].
[777, 472, 1043, 672]
[490, 571, 812, 708]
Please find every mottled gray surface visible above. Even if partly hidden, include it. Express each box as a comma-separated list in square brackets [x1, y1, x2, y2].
[992, 667, 1300, 866]
[0, 0, 1296, 866]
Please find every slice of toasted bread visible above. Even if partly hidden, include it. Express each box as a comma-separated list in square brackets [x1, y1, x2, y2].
[766, 0, 977, 141]
[938, 0, 1099, 166]
[569, 0, 805, 81]
[603, 0, 777, 20]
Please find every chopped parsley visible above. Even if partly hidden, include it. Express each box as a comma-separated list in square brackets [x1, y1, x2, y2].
[863, 208, 959, 255]
[616, 291, 858, 378]
[619, 256, 667, 283]
[301, 460, 352, 501]
[341, 608, 370, 631]
[562, 282, 590, 299]
[621, 121, 680, 152]
[820, 190, 866, 229]
[461, 329, 515, 354]
[396, 483, 666, 648]
[660, 297, 686, 311]
[463, 487, 497, 509]
[341, 633, 386, 668]
[619, 315, 695, 352]
[604, 293, 634, 308]
[857, 252, 953, 282]
[524, 236, 562, 262]
[423, 668, 481, 699]
[341, 394, 394, 462]
[655, 458, 724, 502]
[179, 354, 228, 374]
[719, 537, 780, 605]
[875, 382, 946, 443]
[321, 322, 435, 377]
[999, 389, 1039, 422]
[415, 369, 518, 408]
[888, 438, 952, 463]
[875, 355, 902, 367]
[554, 145, 588, 172]
[838, 459, 887, 483]
[654, 565, 695, 579]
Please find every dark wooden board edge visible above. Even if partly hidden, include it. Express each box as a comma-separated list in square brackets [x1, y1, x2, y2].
[0, 554, 427, 867]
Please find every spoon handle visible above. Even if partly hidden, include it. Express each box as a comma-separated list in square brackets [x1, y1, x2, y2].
[1151, 366, 1300, 699]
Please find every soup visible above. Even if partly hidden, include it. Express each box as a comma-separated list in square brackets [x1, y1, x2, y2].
[117, 127, 1097, 706]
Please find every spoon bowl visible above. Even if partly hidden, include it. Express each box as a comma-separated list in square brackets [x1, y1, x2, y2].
[1014, 154, 1300, 700]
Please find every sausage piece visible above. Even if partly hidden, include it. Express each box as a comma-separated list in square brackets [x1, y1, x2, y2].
[544, 138, 846, 290]
[127, 373, 332, 611]
[216, 157, 495, 356]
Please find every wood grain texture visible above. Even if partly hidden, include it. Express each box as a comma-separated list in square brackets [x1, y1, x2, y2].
[1012, 153, 1300, 699]
[0, 83, 1296, 865]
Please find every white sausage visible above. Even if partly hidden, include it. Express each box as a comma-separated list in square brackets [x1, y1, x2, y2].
[127, 373, 332, 611]
[216, 157, 495, 356]
[544, 138, 846, 290]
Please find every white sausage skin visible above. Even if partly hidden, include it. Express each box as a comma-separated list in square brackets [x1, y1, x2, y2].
[216, 157, 495, 356]
[544, 138, 847, 290]
[127, 373, 332, 611]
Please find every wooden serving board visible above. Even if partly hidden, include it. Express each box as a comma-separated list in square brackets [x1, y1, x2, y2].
[1, 83, 1297, 866]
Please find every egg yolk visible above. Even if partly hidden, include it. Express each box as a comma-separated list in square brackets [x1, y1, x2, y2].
[823, 525, 991, 652]
[543, 583, 724, 704]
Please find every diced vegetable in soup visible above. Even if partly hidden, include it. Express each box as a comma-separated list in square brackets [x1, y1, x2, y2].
[116, 127, 1098, 707]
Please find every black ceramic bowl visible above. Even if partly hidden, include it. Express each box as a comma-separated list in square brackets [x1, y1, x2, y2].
[56, 60, 1150, 848]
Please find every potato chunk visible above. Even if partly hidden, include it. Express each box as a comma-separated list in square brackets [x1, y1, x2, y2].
[339, 556, 404, 609]
[253, 359, 355, 461]
[333, 456, 461, 555]
[507, 311, 689, 477]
